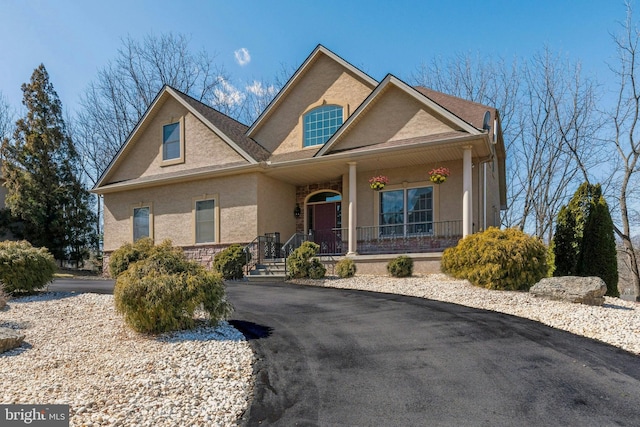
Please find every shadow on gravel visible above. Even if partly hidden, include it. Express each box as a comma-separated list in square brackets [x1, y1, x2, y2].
[229, 320, 273, 340]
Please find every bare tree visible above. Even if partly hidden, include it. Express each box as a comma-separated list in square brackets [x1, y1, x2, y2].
[609, 2, 640, 300]
[75, 33, 230, 186]
[412, 49, 603, 241]
[0, 92, 14, 143]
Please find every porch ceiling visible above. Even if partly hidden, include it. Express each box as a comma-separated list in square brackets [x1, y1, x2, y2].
[262, 135, 492, 185]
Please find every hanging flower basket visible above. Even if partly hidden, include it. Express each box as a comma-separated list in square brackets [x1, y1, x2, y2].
[429, 167, 450, 184]
[369, 175, 389, 191]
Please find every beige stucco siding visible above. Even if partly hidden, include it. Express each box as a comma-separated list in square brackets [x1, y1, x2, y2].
[256, 175, 297, 239]
[333, 86, 456, 151]
[108, 97, 247, 184]
[253, 54, 373, 154]
[103, 174, 259, 251]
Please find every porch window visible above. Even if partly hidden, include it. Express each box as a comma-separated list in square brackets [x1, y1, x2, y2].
[195, 199, 215, 243]
[303, 105, 343, 147]
[133, 207, 150, 241]
[379, 187, 433, 236]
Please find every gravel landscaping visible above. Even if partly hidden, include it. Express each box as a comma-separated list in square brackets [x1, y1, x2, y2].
[1, 274, 638, 426]
[0, 292, 254, 427]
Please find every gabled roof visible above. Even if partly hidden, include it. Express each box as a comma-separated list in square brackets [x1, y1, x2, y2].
[246, 44, 378, 137]
[94, 85, 270, 189]
[414, 87, 497, 132]
[315, 74, 483, 157]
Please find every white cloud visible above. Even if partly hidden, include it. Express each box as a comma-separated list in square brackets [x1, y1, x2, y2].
[213, 77, 244, 109]
[234, 48, 251, 66]
[246, 80, 277, 97]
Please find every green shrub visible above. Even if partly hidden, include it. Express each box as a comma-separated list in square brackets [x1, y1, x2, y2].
[286, 241, 321, 279]
[308, 258, 327, 279]
[214, 244, 249, 280]
[112, 240, 232, 333]
[552, 183, 619, 297]
[442, 227, 548, 291]
[387, 255, 413, 278]
[108, 237, 155, 278]
[0, 241, 56, 294]
[335, 258, 357, 278]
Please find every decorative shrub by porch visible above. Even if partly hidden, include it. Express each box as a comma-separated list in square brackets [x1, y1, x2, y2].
[286, 241, 325, 279]
[0, 241, 56, 295]
[336, 258, 357, 278]
[387, 255, 413, 277]
[441, 227, 548, 291]
[214, 244, 249, 280]
[112, 240, 232, 334]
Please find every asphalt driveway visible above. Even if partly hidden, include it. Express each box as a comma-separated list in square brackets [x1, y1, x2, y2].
[227, 281, 640, 426]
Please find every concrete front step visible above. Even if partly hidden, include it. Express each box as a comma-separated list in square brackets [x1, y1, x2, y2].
[247, 261, 287, 282]
[245, 274, 287, 283]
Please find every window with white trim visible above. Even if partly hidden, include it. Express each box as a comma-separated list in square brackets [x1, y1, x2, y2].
[195, 199, 215, 243]
[133, 206, 150, 241]
[379, 187, 433, 236]
[303, 105, 343, 147]
[163, 122, 181, 160]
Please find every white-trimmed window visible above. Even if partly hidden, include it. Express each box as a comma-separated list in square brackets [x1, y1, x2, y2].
[162, 117, 184, 164]
[133, 206, 151, 241]
[303, 105, 343, 147]
[379, 187, 433, 236]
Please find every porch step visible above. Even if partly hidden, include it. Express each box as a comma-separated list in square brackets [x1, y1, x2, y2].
[246, 260, 287, 282]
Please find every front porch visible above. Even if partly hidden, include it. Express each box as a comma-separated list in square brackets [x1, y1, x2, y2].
[244, 220, 462, 279]
[312, 220, 462, 256]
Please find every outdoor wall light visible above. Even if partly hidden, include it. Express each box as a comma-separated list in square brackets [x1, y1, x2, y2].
[294, 204, 301, 218]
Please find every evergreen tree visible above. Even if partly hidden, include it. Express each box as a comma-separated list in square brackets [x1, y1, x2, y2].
[553, 205, 578, 276]
[1, 64, 96, 263]
[578, 194, 619, 297]
[552, 182, 619, 296]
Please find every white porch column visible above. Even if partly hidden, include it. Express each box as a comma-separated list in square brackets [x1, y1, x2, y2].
[347, 162, 357, 255]
[463, 146, 473, 237]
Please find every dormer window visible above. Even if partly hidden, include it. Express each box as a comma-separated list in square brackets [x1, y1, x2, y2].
[303, 105, 343, 147]
[162, 117, 184, 165]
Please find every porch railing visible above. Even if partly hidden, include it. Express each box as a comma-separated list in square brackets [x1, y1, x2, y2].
[308, 220, 462, 256]
[244, 232, 282, 275]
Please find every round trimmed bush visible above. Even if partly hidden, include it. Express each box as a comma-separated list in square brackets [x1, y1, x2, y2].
[0, 241, 56, 294]
[112, 240, 232, 333]
[335, 258, 357, 278]
[387, 255, 413, 278]
[441, 227, 548, 291]
[108, 237, 155, 278]
[308, 258, 327, 279]
[286, 241, 322, 279]
[214, 244, 249, 280]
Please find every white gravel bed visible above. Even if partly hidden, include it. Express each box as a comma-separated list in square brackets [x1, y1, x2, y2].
[291, 274, 640, 355]
[0, 292, 254, 427]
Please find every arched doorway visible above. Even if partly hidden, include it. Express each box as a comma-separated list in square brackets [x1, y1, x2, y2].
[307, 191, 342, 254]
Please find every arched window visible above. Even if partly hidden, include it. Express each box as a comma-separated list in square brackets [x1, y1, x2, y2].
[303, 105, 343, 147]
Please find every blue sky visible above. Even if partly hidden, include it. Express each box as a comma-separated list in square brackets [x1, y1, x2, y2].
[0, 0, 630, 116]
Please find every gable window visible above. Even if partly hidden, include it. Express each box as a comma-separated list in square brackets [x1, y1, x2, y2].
[379, 187, 433, 236]
[303, 105, 343, 147]
[133, 206, 150, 241]
[195, 199, 216, 243]
[163, 122, 181, 160]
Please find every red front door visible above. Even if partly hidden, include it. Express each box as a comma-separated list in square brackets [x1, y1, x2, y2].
[310, 202, 340, 254]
